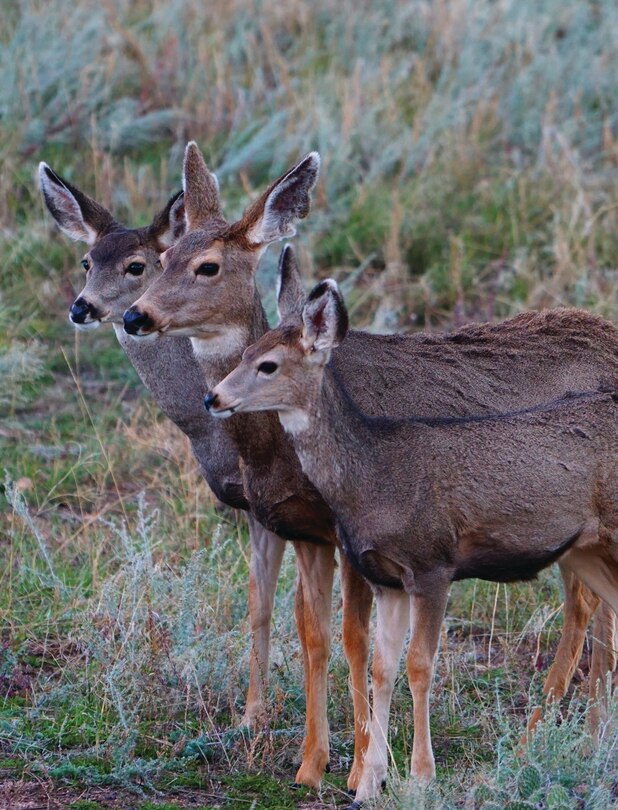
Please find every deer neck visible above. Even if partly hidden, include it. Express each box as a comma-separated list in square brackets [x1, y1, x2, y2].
[189, 294, 288, 469]
[190, 289, 269, 388]
[113, 323, 208, 433]
[286, 363, 376, 505]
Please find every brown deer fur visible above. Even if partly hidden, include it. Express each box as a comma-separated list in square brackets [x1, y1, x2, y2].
[209, 276, 618, 799]
[38, 163, 287, 729]
[126, 142, 615, 790]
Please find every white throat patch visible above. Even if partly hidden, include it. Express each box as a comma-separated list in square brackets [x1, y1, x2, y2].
[190, 326, 249, 360]
[278, 409, 310, 434]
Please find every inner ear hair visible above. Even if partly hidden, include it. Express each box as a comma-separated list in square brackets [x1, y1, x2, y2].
[302, 279, 348, 350]
[243, 152, 320, 246]
[38, 162, 115, 244]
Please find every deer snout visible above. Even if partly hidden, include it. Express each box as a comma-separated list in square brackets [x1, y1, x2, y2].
[204, 390, 237, 418]
[204, 392, 219, 411]
[123, 306, 154, 336]
[70, 297, 97, 324]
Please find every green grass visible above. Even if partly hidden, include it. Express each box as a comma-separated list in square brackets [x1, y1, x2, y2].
[1, 0, 617, 807]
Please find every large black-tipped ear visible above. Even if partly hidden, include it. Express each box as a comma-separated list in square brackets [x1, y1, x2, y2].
[240, 152, 320, 247]
[38, 162, 115, 244]
[301, 279, 348, 353]
[149, 190, 186, 249]
[276, 244, 306, 322]
[182, 141, 223, 230]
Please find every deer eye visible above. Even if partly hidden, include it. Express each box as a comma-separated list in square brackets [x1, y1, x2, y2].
[81, 259, 90, 271]
[126, 262, 145, 276]
[195, 262, 220, 277]
[258, 361, 278, 375]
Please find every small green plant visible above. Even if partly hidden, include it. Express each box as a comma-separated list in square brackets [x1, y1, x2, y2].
[516, 765, 542, 799]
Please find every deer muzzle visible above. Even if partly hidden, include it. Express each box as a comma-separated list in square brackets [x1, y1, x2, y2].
[69, 297, 103, 330]
[123, 306, 156, 337]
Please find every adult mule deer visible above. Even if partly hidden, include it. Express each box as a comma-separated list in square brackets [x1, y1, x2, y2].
[207, 270, 618, 802]
[122, 139, 614, 787]
[123, 145, 374, 790]
[38, 163, 288, 730]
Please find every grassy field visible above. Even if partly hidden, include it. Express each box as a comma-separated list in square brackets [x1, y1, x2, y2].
[1, 0, 618, 807]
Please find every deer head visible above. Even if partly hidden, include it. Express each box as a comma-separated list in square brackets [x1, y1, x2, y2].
[123, 141, 320, 357]
[38, 163, 186, 330]
[205, 248, 348, 429]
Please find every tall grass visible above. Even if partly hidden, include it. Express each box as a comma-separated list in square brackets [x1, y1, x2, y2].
[1, 1, 617, 807]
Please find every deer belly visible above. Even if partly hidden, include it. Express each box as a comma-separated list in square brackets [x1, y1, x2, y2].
[452, 525, 583, 582]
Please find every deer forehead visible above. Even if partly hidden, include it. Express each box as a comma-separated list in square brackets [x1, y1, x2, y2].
[89, 229, 143, 266]
[242, 325, 303, 363]
[162, 236, 225, 272]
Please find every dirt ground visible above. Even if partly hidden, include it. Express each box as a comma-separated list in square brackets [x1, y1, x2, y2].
[0, 779, 342, 810]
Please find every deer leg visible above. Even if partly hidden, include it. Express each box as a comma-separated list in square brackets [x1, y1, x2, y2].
[241, 516, 287, 728]
[339, 552, 374, 793]
[588, 601, 617, 737]
[292, 541, 336, 789]
[406, 581, 450, 783]
[561, 547, 618, 615]
[355, 588, 410, 803]
[524, 565, 598, 743]
[294, 563, 311, 713]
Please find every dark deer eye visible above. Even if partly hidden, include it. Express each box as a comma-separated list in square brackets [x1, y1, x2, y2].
[126, 262, 145, 276]
[258, 361, 278, 375]
[81, 259, 90, 271]
[195, 262, 220, 277]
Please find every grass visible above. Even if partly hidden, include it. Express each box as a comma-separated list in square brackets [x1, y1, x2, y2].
[1, 0, 617, 807]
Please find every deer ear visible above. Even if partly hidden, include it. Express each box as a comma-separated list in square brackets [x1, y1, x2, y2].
[241, 152, 320, 247]
[38, 162, 115, 245]
[183, 141, 222, 229]
[149, 190, 186, 249]
[301, 279, 348, 353]
[277, 244, 305, 322]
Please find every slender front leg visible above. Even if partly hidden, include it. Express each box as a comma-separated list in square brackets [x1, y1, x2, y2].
[588, 601, 616, 736]
[241, 515, 287, 728]
[355, 588, 410, 803]
[339, 552, 374, 793]
[292, 541, 336, 789]
[406, 580, 450, 782]
[524, 565, 598, 742]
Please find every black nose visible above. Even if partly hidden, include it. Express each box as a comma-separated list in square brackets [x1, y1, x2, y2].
[70, 297, 94, 324]
[204, 392, 219, 412]
[123, 306, 154, 335]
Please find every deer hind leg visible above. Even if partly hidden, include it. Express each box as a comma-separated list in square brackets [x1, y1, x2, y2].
[292, 541, 336, 789]
[241, 516, 287, 728]
[588, 601, 617, 737]
[560, 544, 618, 616]
[354, 587, 410, 803]
[524, 565, 598, 743]
[339, 552, 374, 793]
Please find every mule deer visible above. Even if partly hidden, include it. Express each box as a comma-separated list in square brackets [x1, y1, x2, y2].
[123, 146, 375, 790]
[122, 141, 615, 788]
[207, 272, 618, 801]
[38, 163, 288, 729]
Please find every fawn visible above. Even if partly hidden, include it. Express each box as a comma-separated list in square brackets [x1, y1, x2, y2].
[207, 268, 618, 802]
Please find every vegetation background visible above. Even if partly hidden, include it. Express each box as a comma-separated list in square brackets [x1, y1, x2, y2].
[1, 0, 617, 807]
